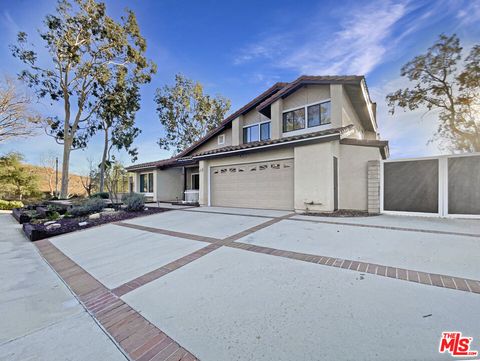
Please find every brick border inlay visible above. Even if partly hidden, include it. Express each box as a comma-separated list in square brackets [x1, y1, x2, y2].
[226, 241, 480, 294]
[289, 217, 480, 238]
[113, 211, 480, 296]
[110, 213, 296, 295]
[112, 243, 221, 297]
[35, 239, 199, 361]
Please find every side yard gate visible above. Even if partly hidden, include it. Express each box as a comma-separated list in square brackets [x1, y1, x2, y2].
[379, 153, 480, 218]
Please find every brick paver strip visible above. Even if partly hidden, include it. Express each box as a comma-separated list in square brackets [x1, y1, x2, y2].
[227, 241, 480, 295]
[115, 221, 220, 243]
[290, 217, 480, 238]
[112, 243, 222, 297]
[111, 213, 295, 295]
[180, 208, 274, 219]
[35, 239, 199, 361]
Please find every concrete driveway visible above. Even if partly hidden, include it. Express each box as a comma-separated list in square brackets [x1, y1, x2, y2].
[10, 207, 480, 361]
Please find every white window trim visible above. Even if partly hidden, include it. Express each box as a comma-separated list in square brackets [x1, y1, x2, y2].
[139, 172, 154, 194]
[190, 172, 200, 190]
[217, 134, 225, 145]
[282, 99, 332, 132]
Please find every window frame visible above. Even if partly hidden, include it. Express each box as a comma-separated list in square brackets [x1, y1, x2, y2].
[139, 172, 154, 193]
[191, 173, 200, 190]
[242, 120, 271, 144]
[282, 99, 331, 133]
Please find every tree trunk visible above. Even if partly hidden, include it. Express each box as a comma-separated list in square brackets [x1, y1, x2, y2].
[60, 139, 71, 199]
[99, 128, 109, 193]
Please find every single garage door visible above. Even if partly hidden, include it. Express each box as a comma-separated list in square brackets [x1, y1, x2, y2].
[210, 159, 294, 210]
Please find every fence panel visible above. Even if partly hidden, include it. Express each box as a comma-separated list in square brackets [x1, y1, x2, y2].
[448, 155, 480, 215]
[383, 159, 439, 214]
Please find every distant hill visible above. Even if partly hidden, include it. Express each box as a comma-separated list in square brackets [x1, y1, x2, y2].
[25, 164, 87, 197]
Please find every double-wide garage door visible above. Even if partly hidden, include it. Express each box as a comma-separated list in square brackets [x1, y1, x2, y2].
[210, 159, 294, 210]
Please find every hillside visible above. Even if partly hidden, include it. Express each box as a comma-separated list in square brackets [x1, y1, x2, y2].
[26, 164, 87, 197]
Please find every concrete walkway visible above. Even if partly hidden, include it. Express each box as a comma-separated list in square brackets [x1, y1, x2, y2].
[0, 213, 127, 361]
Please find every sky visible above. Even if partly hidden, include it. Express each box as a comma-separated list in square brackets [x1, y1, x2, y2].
[0, 0, 479, 174]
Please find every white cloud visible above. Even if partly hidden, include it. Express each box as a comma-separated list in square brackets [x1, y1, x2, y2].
[234, 0, 463, 76]
[456, 0, 480, 26]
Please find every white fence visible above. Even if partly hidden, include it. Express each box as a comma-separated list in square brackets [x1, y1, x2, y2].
[380, 153, 480, 218]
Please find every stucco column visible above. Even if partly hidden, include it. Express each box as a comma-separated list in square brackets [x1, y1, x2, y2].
[232, 115, 243, 146]
[367, 160, 381, 214]
[198, 160, 208, 206]
[330, 84, 344, 128]
[270, 99, 283, 139]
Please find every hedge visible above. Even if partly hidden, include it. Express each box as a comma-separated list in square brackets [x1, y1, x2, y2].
[0, 200, 24, 210]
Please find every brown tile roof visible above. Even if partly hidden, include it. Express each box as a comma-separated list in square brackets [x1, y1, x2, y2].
[125, 157, 178, 171]
[186, 125, 354, 159]
[176, 82, 288, 158]
[126, 75, 379, 171]
[256, 75, 365, 113]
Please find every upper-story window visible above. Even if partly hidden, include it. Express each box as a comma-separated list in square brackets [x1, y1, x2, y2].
[283, 100, 331, 133]
[243, 121, 270, 143]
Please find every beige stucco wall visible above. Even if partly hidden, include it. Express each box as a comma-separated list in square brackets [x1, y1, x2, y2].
[282, 85, 330, 110]
[185, 166, 199, 190]
[243, 109, 270, 126]
[341, 87, 364, 138]
[193, 127, 232, 154]
[294, 141, 338, 212]
[156, 168, 183, 202]
[198, 147, 294, 206]
[338, 144, 382, 210]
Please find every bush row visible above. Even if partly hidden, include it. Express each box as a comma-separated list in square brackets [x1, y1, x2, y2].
[0, 200, 24, 210]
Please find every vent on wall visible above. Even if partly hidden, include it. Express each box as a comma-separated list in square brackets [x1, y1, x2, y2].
[218, 134, 225, 145]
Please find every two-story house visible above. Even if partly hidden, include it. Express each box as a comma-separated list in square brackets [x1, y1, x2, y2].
[126, 75, 389, 212]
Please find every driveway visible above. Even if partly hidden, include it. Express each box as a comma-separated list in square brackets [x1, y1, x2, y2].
[6, 208, 480, 361]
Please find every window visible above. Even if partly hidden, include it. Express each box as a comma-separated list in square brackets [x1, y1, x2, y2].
[217, 134, 225, 145]
[283, 108, 305, 132]
[260, 122, 270, 141]
[243, 122, 271, 144]
[283, 101, 331, 132]
[139, 173, 153, 193]
[191, 173, 199, 190]
[308, 101, 331, 127]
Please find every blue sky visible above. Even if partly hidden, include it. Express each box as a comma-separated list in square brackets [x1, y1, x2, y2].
[0, 0, 479, 174]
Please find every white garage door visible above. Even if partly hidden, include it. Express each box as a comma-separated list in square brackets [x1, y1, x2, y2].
[210, 159, 294, 210]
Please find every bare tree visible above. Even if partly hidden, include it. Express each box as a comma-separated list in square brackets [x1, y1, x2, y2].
[80, 158, 98, 197]
[0, 77, 40, 142]
[39, 152, 59, 197]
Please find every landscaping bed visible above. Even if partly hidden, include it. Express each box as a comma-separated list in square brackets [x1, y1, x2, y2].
[303, 209, 379, 217]
[22, 207, 169, 241]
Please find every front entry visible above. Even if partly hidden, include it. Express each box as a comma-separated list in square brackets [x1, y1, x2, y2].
[210, 159, 294, 210]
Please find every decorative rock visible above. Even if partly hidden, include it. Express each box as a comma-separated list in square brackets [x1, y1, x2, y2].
[103, 208, 115, 212]
[46, 223, 61, 231]
[88, 213, 101, 220]
[78, 221, 88, 227]
[44, 220, 56, 226]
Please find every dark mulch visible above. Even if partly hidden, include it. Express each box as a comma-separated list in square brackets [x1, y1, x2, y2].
[302, 209, 379, 217]
[22, 207, 170, 242]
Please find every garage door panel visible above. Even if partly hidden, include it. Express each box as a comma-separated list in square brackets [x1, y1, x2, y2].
[211, 159, 294, 210]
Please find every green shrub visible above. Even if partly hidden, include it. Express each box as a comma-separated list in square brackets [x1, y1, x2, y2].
[122, 193, 145, 212]
[0, 200, 24, 210]
[69, 198, 106, 217]
[90, 192, 110, 199]
[47, 211, 61, 221]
